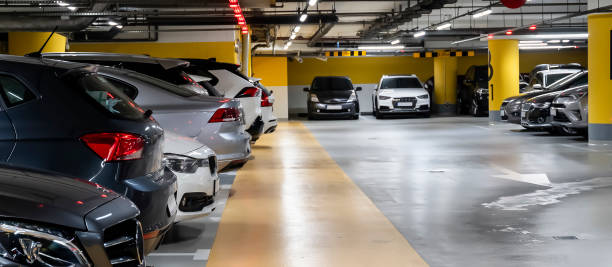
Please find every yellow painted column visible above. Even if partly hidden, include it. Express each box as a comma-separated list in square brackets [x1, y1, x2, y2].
[433, 54, 458, 115]
[8, 32, 66, 56]
[587, 13, 612, 143]
[488, 39, 519, 121]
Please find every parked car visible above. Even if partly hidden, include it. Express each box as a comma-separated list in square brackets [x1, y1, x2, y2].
[0, 164, 144, 266]
[252, 78, 278, 134]
[527, 63, 583, 88]
[551, 85, 588, 135]
[501, 70, 587, 123]
[164, 131, 220, 222]
[525, 68, 581, 92]
[520, 90, 567, 132]
[182, 58, 265, 142]
[304, 76, 361, 119]
[96, 66, 251, 170]
[372, 75, 430, 118]
[0, 55, 177, 254]
[458, 65, 489, 116]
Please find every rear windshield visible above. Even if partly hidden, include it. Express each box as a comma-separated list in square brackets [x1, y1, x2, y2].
[380, 77, 422, 89]
[76, 73, 146, 120]
[312, 77, 353, 91]
[125, 71, 201, 97]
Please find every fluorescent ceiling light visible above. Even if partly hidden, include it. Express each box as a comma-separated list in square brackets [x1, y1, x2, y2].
[472, 9, 492, 18]
[413, 31, 426, 37]
[108, 21, 118, 26]
[532, 33, 588, 39]
[562, 39, 570, 43]
[290, 34, 296, 40]
[519, 43, 547, 46]
[436, 23, 452, 30]
[67, 6, 77, 11]
[299, 14, 308, 22]
[287, 41, 293, 46]
[520, 45, 576, 50]
[358, 45, 405, 50]
[390, 39, 400, 45]
[56, 1, 69, 6]
[116, 25, 123, 29]
[308, 0, 317, 6]
[294, 26, 301, 33]
[520, 40, 543, 44]
[547, 39, 561, 43]
[283, 45, 289, 50]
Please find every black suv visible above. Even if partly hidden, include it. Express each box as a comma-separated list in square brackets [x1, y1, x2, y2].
[304, 76, 361, 120]
[458, 65, 489, 116]
[0, 55, 177, 254]
[0, 165, 144, 266]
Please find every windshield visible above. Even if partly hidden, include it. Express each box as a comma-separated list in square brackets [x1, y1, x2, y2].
[545, 73, 572, 87]
[380, 77, 422, 89]
[311, 77, 353, 91]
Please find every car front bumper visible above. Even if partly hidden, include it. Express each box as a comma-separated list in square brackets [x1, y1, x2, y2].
[175, 164, 220, 222]
[551, 106, 587, 129]
[308, 101, 359, 117]
[521, 104, 553, 129]
[377, 97, 430, 114]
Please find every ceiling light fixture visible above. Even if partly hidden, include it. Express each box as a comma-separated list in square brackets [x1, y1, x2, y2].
[299, 13, 308, 22]
[108, 21, 118, 26]
[116, 25, 123, 29]
[472, 9, 492, 18]
[436, 23, 452, 30]
[562, 39, 570, 43]
[294, 26, 301, 33]
[390, 39, 400, 45]
[357, 45, 406, 50]
[548, 39, 561, 43]
[228, 0, 248, 35]
[487, 34, 494, 39]
[520, 40, 544, 43]
[308, 0, 317, 6]
[519, 43, 547, 47]
[414, 31, 426, 38]
[519, 45, 577, 50]
[67, 6, 77, 11]
[531, 33, 588, 39]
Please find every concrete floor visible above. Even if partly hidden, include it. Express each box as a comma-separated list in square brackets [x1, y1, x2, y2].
[303, 115, 612, 267]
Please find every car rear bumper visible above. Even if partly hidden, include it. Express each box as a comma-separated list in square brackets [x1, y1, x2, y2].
[199, 122, 251, 170]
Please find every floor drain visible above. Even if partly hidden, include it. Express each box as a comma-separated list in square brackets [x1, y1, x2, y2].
[553, 236, 579, 240]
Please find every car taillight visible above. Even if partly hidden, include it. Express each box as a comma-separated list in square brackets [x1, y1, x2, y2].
[236, 87, 259, 98]
[209, 108, 241, 123]
[81, 133, 145, 162]
[261, 90, 273, 107]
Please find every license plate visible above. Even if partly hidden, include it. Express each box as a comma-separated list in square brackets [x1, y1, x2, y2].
[398, 102, 414, 107]
[167, 194, 177, 215]
[550, 109, 556, 116]
[327, 105, 342, 110]
[500, 110, 505, 117]
[521, 111, 526, 118]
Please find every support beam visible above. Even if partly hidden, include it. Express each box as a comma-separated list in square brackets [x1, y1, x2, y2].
[433, 54, 457, 115]
[487, 39, 519, 122]
[587, 13, 612, 144]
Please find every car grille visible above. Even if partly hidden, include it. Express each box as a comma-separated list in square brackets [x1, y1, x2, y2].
[521, 103, 532, 112]
[322, 98, 348, 104]
[551, 103, 566, 108]
[103, 219, 144, 267]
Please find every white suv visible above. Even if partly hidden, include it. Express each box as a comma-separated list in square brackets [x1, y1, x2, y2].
[372, 75, 430, 119]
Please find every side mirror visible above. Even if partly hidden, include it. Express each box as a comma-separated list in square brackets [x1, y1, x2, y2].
[356, 87, 362, 91]
[303, 87, 309, 92]
[532, 84, 542, 90]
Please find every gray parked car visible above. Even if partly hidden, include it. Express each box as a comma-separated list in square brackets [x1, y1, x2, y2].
[551, 85, 588, 134]
[97, 66, 251, 170]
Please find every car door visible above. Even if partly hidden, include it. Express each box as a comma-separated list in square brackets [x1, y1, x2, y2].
[0, 74, 25, 161]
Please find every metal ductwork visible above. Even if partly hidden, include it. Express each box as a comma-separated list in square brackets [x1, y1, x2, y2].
[143, 14, 339, 26]
[0, 3, 108, 31]
[360, 0, 457, 39]
[308, 22, 336, 47]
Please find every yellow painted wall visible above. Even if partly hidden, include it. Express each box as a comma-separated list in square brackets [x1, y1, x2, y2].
[69, 42, 238, 64]
[288, 56, 434, 86]
[587, 14, 612, 125]
[8, 32, 66, 56]
[252, 57, 288, 86]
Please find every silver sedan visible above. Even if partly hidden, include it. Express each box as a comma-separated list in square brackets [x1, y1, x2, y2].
[551, 85, 588, 134]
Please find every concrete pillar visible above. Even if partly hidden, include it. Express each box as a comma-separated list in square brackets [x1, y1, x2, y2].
[487, 39, 519, 121]
[8, 32, 66, 56]
[241, 32, 251, 77]
[433, 54, 458, 115]
[587, 13, 612, 144]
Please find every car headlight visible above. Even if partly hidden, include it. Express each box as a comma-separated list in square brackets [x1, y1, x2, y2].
[417, 94, 429, 99]
[164, 153, 207, 174]
[476, 88, 489, 95]
[534, 102, 551, 109]
[348, 92, 357, 102]
[310, 94, 319, 102]
[379, 95, 392, 100]
[0, 221, 89, 266]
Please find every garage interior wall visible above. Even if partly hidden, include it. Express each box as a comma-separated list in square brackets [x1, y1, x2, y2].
[286, 49, 588, 115]
[8, 32, 66, 56]
[252, 56, 289, 119]
[69, 26, 240, 64]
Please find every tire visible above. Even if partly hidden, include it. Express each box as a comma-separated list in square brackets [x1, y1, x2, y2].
[307, 113, 315, 120]
[352, 114, 359, 120]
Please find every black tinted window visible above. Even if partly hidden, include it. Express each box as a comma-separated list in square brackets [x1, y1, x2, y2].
[567, 74, 588, 88]
[104, 77, 139, 99]
[380, 77, 422, 89]
[0, 75, 35, 108]
[77, 74, 145, 120]
[546, 73, 570, 86]
[474, 67, 488, 80]
[312, 77, 353, 91]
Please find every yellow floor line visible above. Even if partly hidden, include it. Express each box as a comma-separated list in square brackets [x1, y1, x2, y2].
[207, 121, 429, 267]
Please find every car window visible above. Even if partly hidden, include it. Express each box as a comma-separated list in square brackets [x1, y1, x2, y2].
[104, 76, 139, 99]
[545, 73, 571, 87]
[380, 77, 422, 89]
[312, 77, 353, 91]
[0, 74, 36, 108]
[76, 73, 146, 120]
[567, 74, 588, 88]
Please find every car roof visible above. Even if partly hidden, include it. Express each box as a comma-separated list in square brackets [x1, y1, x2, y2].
[382, 74, 417, 78]
[537, 69, 581, 75]
[0, 54, 91, 70]
[42, 52, 189, 70]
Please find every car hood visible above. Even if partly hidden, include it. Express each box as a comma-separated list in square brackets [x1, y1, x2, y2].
[529, 90, 562, 103]
[164, 131, 207, 155]
[0, 166, 121, 231]
[312, 90, 353, 101]
[379, 88, 428, 97]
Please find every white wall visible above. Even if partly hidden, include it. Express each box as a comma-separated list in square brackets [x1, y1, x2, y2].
[288, 83, 378, 115]
[267, 85, 289, 119]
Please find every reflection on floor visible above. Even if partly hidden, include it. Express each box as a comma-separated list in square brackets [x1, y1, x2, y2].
[147, 172, 235, 267]
[206, 121, 428, 267]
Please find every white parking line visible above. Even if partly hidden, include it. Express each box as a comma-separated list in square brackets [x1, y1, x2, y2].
[220, 184, 233, 190]
[148, 249, 210, 261]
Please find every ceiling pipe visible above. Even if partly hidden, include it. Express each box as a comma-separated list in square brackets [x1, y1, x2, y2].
[308, 22, 336, 47]
[0, 2, 108, 31]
